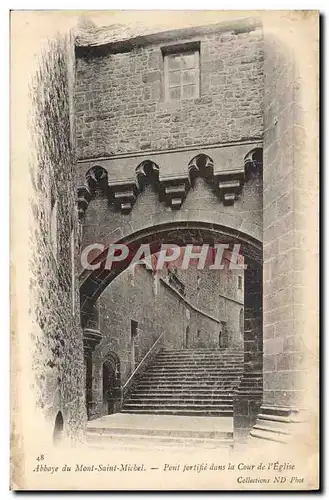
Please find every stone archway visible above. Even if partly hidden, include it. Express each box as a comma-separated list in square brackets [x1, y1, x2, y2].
[78, 142, 263, 435]
[80, 220, 261, 306]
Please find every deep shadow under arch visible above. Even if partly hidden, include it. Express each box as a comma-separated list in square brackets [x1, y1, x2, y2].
[80, 220, 262, 311]
[80, 220, 263, 434]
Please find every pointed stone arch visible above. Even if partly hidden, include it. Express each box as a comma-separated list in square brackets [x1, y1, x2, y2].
[244, 147, 263, 181]
[135, 160, 160, 191]
[86, 165, 108, 191]
[77, 165, 109, 219]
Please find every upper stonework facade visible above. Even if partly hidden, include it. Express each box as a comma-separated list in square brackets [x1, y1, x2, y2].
[75, 17, 263, 158]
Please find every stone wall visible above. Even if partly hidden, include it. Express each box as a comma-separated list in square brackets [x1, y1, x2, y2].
[88, 264, 235, 418]
[79, 166, 263, 272]
[28, 33, 86, 442]
[173, 249, 244, 347]
[100, 263, 241, 378]
[263, 13, 318, 414]
[262, 33, 295, 408]
[75, 26, 263, 158]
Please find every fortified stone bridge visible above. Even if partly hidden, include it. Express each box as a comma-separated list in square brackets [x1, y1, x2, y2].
[77, 140, 263, 439]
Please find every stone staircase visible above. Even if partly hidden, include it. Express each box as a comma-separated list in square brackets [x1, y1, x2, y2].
[86, 413, 235, 451]
[121, 348, 244, 417]
[250, 406, 306, 443]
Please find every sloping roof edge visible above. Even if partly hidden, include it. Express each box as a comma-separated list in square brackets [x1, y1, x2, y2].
[75, 16, 262, 56]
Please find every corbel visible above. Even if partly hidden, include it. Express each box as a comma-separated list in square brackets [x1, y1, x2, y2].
[159, 174, 191, 210]
[108, 178, 139, 214]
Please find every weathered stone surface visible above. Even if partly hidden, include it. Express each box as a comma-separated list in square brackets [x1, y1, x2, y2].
[75, 29, 263, 158]
[29, 34, 86, 442]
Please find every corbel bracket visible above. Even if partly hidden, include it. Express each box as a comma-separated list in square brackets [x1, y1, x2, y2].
[108, 179, 139, 214]
[159, 174, 191, 210]
[214, 169, 245, 206]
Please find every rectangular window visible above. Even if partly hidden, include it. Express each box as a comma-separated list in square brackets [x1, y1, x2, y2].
[131, 320, 138, 339]
[238, 276, 242, 290]
[164, 49, 200, 102]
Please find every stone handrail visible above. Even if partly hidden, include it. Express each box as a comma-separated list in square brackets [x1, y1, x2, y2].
[122, 331, 165, 391]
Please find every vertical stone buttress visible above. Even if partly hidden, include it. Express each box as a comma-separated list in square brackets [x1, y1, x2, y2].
[251, 15, 318, 442]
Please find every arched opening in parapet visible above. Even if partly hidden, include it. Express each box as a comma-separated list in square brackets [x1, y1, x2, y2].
[188, 154, 214, 184]
[136, 160, 160, 191]
[52, 411, 64, 446]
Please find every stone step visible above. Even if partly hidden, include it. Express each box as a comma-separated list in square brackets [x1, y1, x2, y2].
[122, 402, 233, 410]
[139, 373, 242, 379]
[154, 361, 243, 366]
[133, 385, 236, 392]
[120, 408, 233, 416]
[155, 356, 244, 360]
[139, 378, 241, 383]
[144, 365, 243, 375]
[157, 355, 243, 359]
[138, 378, 239, 383]
[86, 425, 233, 440]
[250, 428, 290, 444]
[138, 377, 239, 382]
[136, 384, 239, 391]
[151, 359, 243, 363]
[137, 380, 240, 386]
[126, 398, 233, 405]
[86, 433, 233, 450]
[139, 376, 241, 381]
[147, 365, 244, 371]
[257, 413, 295, 424]
[156, 355, 244, 361]
[156, 352, 244, 356]
[159, 347, 241, 354]
[253, 422, 291, 435]
[136, 385, 239, 392]
[131, 392, 235, 398]
[157, 351, 243, 355]
[121, 348, 244, 416]
[260, 406, 301, 419]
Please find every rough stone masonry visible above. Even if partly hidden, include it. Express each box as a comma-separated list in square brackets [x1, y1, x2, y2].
[23, 14, 317, 449]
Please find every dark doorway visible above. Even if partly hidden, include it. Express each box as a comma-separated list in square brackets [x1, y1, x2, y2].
[53, 411, 64, 445]
[102, 361, 116, 415]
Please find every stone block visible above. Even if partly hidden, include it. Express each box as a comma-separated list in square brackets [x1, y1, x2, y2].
[142, 71, 161, 84]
